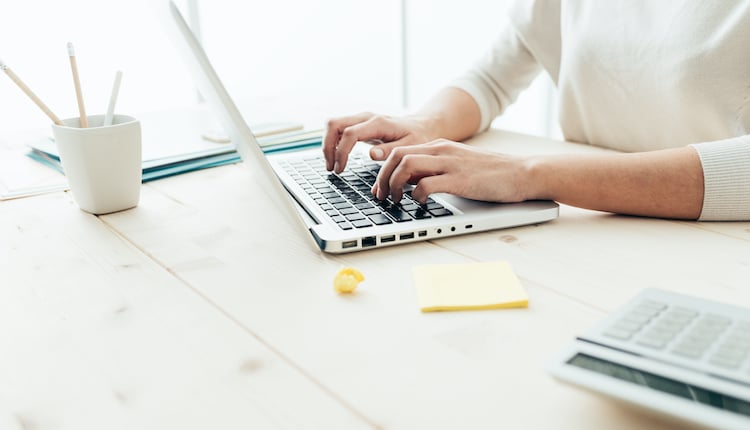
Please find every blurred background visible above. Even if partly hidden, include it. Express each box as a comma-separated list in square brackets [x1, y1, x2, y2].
[0, 0, 559, 138]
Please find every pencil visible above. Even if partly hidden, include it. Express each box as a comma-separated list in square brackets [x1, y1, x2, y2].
[0, 58, 63, 125]
[67, 42, 88, 128]
[103, 70, 123, 126]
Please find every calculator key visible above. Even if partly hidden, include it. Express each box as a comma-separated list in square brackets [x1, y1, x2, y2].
[660, 313, 695, 325]
[652, 319, 689, 333]
[630, 306, 662, 319]
[621, 312, 653, 325]
[639, 300, 667, 312]
[603, 327, 634, 340]
[636, 335, 667, 349]
[611, 319, 644, 332]
[709, 355, 743, 370]
[712, 347, 747, 361]
[671, 344, 706, 359]
[689, 324, 728, 338]
[724, 334, 750, 348]
[702, 314, 732, 326]
[641, 329, 676, 343]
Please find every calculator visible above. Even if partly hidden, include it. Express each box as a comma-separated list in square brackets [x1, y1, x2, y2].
[547, 288, 750, 429]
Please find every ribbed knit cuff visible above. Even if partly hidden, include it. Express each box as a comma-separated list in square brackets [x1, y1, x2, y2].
[690, 137, 750, 221]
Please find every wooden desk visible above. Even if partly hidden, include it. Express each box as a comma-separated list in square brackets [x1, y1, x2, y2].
[2, 129, 748, 429]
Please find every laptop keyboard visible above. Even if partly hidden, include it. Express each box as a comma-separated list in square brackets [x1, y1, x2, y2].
[581, 288, 750, 384]
[278, 154, 453, 230]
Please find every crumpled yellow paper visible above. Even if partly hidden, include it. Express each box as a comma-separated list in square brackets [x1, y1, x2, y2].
[334, 267, 365, 294]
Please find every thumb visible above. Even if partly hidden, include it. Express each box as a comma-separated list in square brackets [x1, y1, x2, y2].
[369, 138, 411, 161]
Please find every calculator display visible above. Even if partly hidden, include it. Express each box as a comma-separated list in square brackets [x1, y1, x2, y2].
[568, 353, 750, 417]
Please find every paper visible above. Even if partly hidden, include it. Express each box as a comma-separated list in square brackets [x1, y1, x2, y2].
[413, 261, 528, 312]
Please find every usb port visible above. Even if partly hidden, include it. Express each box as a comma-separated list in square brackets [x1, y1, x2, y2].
[342, 240, 358, 249]
[399, 232, 414, 240]
[362, 236, 377, 247]
[381, 235, 396, 243]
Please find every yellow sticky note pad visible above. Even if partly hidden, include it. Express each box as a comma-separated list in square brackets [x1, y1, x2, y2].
[413, 261, 528, 312]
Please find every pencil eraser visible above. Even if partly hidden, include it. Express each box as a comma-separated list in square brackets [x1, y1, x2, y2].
[67, 42, 75, 56]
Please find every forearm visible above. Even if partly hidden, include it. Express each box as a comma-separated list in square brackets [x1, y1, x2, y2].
[411, 87, 482, 143]
[525, 146, 704, 219]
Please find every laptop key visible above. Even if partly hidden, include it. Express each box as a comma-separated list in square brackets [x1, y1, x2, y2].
[369, 214, 392, 225]
[386, 207, 412, 222]
[362, 207, 383, 216]
[345, 213, 366, 221]
[429, 208, 453, 217]
[408, 209, 432, 219]
[352, 219, 373, 228]
[337, 222, 353, 230]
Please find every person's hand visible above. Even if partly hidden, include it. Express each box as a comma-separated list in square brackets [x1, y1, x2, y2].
[372, 139, 535, 204]
[323, 112, 437, 173]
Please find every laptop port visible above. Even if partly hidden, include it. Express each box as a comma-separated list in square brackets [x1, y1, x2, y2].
[418, 230, 427, 237]
[465, 224, 473, 229]
[362, 236, 377, 247]
[342, 240, 358, 249]
[400, 232, 414, 240]
[381, 235, 396, 243]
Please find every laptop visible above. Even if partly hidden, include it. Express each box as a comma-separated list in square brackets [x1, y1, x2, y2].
[548, 288, 750, 429]
[160, 0, 559, 253]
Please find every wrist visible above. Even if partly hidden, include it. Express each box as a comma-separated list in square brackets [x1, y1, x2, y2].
[521, 155, 555, 201]
[405, 112, 443, 141]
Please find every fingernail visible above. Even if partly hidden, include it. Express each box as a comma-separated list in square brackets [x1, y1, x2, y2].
[333, 162, 339, 172]
[371, 148, 384, 159]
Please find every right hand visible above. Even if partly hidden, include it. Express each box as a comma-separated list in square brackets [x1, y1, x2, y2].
[323, 112, 436, 173]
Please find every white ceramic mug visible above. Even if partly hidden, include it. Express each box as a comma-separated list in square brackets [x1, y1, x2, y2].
[52, 114, 142, 214]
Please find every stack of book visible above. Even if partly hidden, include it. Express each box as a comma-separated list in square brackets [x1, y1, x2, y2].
[26, 127, 323, 183]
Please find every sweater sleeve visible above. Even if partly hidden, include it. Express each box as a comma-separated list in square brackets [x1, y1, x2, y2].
[449, 0, 560, 134]
[690, 136, 750, 221]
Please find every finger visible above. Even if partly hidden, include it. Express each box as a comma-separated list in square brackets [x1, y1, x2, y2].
[323, 112, 374, 170]
[410, 175, 456, 204]
[368, 137, 413, 161]
[375, 144, 445, 200]
[387, 154, 445, 202]
[334, 115, 407, 173]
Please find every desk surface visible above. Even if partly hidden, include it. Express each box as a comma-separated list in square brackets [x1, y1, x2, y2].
[2, 129, 749, 429]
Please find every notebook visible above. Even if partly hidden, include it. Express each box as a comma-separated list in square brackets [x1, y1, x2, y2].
[161, 0, 559, 253]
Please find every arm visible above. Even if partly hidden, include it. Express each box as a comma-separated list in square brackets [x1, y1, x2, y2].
[527, 147, 704, 219]
[373, 142, 705, 220]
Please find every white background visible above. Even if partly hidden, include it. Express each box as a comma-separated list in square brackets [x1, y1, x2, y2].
[0, 0, 557, 137]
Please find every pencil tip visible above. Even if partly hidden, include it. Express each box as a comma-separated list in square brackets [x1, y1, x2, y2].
[67, 42, 75, 56]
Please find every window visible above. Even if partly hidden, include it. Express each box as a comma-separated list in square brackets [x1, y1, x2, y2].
[1, 1, 556, 138]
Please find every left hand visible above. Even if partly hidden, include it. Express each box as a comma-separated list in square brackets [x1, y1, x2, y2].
[372, 139, 535, 204]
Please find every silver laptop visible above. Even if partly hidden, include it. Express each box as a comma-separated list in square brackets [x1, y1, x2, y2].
[160, 0, 559, 253]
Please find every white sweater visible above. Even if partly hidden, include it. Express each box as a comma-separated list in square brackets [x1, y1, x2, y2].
[451, 0, 750, 220]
